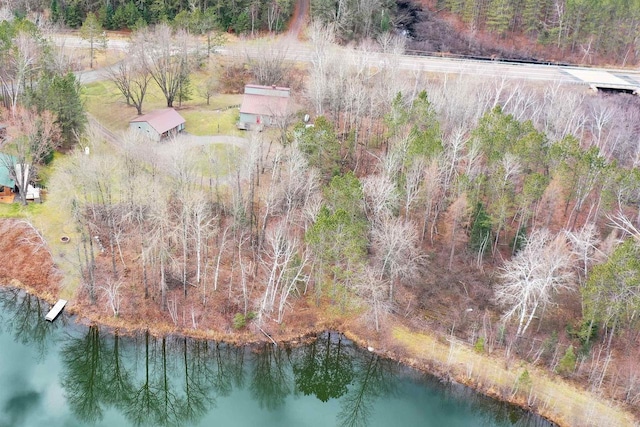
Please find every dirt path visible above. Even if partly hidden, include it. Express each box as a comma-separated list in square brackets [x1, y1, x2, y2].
[287, 0, 310, 40]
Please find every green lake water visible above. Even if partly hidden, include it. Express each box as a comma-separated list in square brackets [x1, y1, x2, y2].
[0, 289, 553, 427]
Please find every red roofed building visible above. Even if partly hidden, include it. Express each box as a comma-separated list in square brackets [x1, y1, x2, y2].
[238, 84, 291, 131]
[129, 108, 186, 141]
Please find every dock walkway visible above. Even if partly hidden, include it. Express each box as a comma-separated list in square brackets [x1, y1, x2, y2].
[45, 299, 67, 322]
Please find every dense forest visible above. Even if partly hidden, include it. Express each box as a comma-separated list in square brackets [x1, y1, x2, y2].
[3, 0, 394, 41]
[4, 0, 640, 64]
[3, 0, 294, 33]
[433, 0, 640, 64]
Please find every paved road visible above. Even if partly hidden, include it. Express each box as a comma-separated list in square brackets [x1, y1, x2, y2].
[50, 31, 640, 88]
[75, 62, 123, 84]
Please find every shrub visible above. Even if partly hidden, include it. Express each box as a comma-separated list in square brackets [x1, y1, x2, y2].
[567, 319, 598, 354]
[233, 313, 246, 329]
[233, 311, 256, 329]
[474, 336, 485, 353]
[516, 369, 532, 393]
[556, 345, 576, 376]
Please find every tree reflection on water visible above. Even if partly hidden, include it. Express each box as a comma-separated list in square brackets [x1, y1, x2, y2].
[0, 290, 552, 427]
[0, 288, 60, 359]
[293, 332, 354, 402]
[338, 351, 396, 427]
[57, 328, 398, 426]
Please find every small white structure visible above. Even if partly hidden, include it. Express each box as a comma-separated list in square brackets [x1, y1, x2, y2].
[26, 185, 40, 202]
[15, 164, 41, 203]
[129, 108, 186, 141]
[45, 299, 67, 322]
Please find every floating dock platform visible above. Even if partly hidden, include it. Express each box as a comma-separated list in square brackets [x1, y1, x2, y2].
[45, 299, 67, 322]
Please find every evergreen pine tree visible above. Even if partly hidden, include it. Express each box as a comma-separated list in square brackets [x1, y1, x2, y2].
[50, 0, 61, 23]
[557, 345, 576, 376]
[486, 0, 513, 36]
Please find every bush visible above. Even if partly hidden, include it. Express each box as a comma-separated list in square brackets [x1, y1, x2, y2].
[233, 313, 246, 329]
[567, 319, 598, 354]
[233, 311, 256, 329]
[516, 369, 532, 393]
[474, 336, 485, 353]
[556, 345, 576, 376]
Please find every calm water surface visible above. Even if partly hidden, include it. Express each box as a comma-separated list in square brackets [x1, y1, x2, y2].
[0, 289, 553, 427]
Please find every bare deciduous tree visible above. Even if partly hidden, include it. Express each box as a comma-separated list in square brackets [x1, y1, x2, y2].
[99, 278, 123, 317]
[608, 211, 640, 244]
[136, 24, 195, 108]
[362, 173, 398, 223]
[377, 31, 406, 55]
[371, 216, 423, 300]
[276, 146, 319, 221]
[307, 21, 336, 116]
[403, 158, 425, 218]
[246, 40, 291, 86]
[105, 56, 151, 115]
[259, 219, 308, 324]
[495, 229, 575, 336]
[0, 31, 42, 110]
[421, 158, 443, 243]
[198, 74, 218, 106]
[565, 222, 602, 282]
[355, 265, 390, 331]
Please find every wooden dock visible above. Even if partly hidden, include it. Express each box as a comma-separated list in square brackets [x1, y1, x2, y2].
[45, 299, 67, 322]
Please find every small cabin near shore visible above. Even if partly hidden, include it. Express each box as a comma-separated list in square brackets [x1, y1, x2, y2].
[238, 84, 291, 131]
[129, 108, 186, 141]
[0, 155, 41, 203]
[0, 153, 16, 200]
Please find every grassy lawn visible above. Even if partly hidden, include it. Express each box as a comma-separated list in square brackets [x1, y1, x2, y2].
[83, 80, 170, 131]
[83, 76, 243, 135]
[0, 202, 45, 219]
[181, 108, 240, 136]
[32, 153, 86, 298]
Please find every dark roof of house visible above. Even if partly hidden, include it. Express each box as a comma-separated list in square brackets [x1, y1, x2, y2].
[0, 154, 16, 188]
[130, 108, 186, 135]
[240, 85, 290, 117]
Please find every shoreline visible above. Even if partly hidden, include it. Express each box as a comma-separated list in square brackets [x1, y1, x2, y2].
[3, 278, 637, 427]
